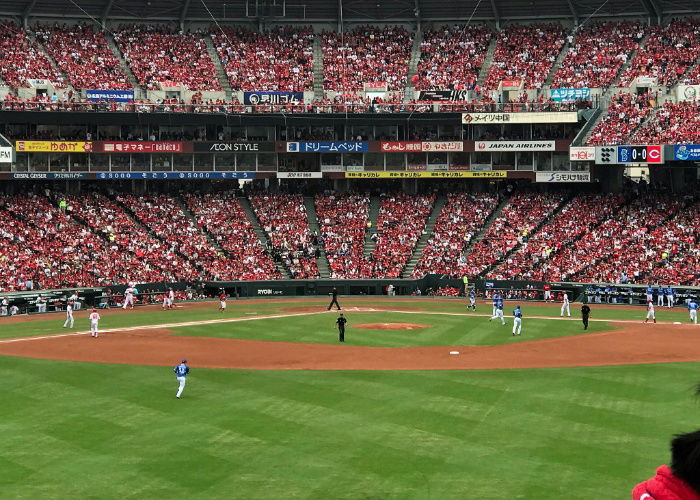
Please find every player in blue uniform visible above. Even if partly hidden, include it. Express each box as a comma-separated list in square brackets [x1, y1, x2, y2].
[688, 299, 698, 324]
[489, 298, 505, 325]
[512, 306, 523, 336]
[174, 359, 189, 399]
[468, 289, 476, 311]
[645, 286, 654, 303]
[491, 292, 500, 317]
[666, 287, 675, 308]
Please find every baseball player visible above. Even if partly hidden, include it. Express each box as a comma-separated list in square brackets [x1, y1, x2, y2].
[645, 286, 654, 304]
[543, 283, 552, 301]
[489, 299, 506, 325]
[1, 296, 8, 316]
[644, 300, 656, 324]
[219, 290, 227, 312]
[9, 304, 18, 315]
[468, 288, 476, 311]
[688, 299, 698, 324]
[336, 313, 347, 342]
[63, 300, 74, 328]
[162, 288, 175, 310]
[89, 308, 101, 337]
[512, 305, 523, 336]
[581, 304, 591, 330]
[122, 286, 135, 309]
[560, 292, 571, 317]
[657, 286, 665, 307]
[327, 287, 341, 311]
[68, 291, 81, 310]
[491, 292, 501, 317]
[174, 359, 189, 399]
[666, 287, 675, 308]
[36, 295, 47, 313]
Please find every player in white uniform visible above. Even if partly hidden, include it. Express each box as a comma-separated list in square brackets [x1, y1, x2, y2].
[63, 301, 74, 328]
[89, 308, 101, 337]
[644, 300, 656, 324]
[560, 292, 571, 317]
[36, 295, 47, 313]
[69, 291, 81, 310]
[122, 287, 135, 309]
[162, 288, 174, 310]
[1, 297, 8, 316]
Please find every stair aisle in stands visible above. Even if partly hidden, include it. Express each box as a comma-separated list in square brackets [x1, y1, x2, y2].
[304, 196, 331, 278]
[401, 195, 445, 278]
[238, 196, 292, 279]
[362, 196, 381, 261]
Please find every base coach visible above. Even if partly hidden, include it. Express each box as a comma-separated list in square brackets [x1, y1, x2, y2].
[581, 304, 591, 330]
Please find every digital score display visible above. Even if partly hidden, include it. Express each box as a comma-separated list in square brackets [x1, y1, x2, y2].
[617, 145, 663, 164]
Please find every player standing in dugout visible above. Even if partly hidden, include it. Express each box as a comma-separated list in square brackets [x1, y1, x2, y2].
[327, 287, 341, 311]
[581, 303, 591, 330]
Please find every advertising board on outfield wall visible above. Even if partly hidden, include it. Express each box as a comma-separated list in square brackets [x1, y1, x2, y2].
[345, 171, 507, 179]
[380, 141, 463, 152]
[535, 171, 591, 183]
[16, 141, 93, 152]
[276, 172, 323, 178]
[476, 141, 555, 152]
[569, 146, 595, 161]
[462, 112, 578, 124]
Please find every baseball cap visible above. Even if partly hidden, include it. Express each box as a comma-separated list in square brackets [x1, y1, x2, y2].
[181, 359, 187, 363]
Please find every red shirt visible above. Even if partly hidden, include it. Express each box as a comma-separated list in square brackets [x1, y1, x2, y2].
[632, 466, 700, 500]
[219, 293, 226, 301]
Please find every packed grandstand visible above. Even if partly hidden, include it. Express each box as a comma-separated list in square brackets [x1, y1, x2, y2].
[0, 2, 698, 295]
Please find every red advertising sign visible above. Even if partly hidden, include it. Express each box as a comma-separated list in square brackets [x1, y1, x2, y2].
[380, 141, 423, 152]
[501, 80, 522, 87]
[98, 142, 184, 153]
[380, 141, 464, 152]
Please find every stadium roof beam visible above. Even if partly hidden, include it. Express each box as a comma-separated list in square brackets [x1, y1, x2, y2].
[179, 0, 191, 30]
[338, 0, 343, 32]
[21, 0, 37, 28]
[566, 0, 579, 25]
[489, 0, 500, 29]
[641, 0, 662, 23]
[101, 0, 114, 28]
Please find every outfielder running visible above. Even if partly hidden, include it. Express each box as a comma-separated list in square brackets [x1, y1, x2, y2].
[560, 292, 571, 317]
[89, 308, 101, 337]
[174, 360, 189, 399]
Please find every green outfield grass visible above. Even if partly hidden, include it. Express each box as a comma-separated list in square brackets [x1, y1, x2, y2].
[1, 356, 698, 499]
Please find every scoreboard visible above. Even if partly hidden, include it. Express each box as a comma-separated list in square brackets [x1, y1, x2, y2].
[616, 145, 663, 164]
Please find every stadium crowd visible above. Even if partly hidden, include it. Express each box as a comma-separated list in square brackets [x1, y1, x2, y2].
[586, 92, 654, 146]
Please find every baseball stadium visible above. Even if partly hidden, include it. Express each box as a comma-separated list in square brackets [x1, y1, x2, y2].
[1, 0, 700, 497]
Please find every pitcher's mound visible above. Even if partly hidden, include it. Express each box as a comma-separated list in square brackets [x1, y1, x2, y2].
[355, 323, 430, 331]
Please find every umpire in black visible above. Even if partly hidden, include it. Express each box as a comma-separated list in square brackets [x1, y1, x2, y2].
[327, 287, 341, 311]
[336, 313, 347, 342]
[581, 303, 591, 330]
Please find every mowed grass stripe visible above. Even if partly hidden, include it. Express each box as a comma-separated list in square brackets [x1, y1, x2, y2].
[2, 357, 698, 498]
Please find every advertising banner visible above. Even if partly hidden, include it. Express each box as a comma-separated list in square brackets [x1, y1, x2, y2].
[535, 171, 591, 183]
[86, 90, 134, 102]
[345, 171, 507, 179]
[94, 171, 255, 180]
[9, 172, 88, 180]
[569, 146, 595, 161]
[417, 90, 469, 101]
[0, 147, 13, 163]
[286, 142, 369, 153]
[276, 172, 323, 179]
[380, 141, 463, 152]
[550, 88, 591, 102]
[320, 165, 344, 172]
[476, 141, 556, 152]
[346, 165, 364, 172]
[194, 142, 275, 152]
[406, 164, 428, 171]
[673, 144, 700, 161]
[500, 80, 522, 88]
[677, 85, 700, 102]
[364, 82, 388, 91]
[243, 91, 304, 105]
[15, 141, 93, 153]
[462, 112, 578, 124]
[98, 142, 184, 153]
